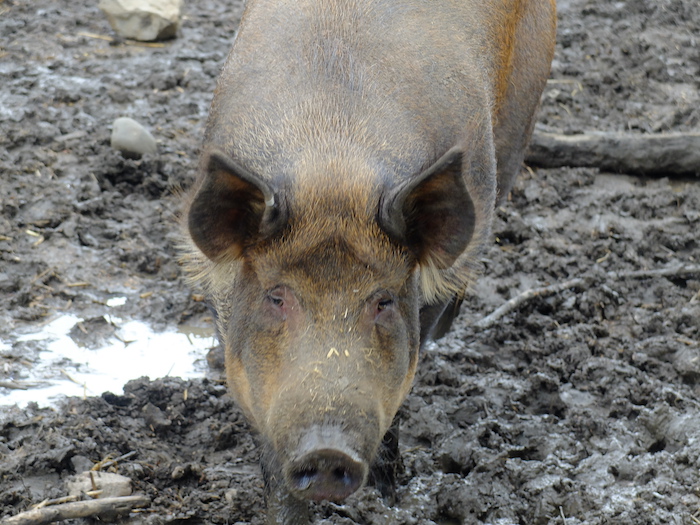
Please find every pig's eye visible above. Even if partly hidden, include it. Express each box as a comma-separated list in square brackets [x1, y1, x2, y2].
[268, 294, 284, 307]
[266, 288, 285, 308]
[263, 286, 298, 323]
[373, 292, 396, 318]
[376, 298, 394, 312]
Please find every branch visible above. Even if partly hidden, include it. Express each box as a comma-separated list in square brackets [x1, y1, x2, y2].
[1, 496, 150, 525]
[476, 265, 700, 329]
[475, 277, 588, 329]
[614, 265, 700, 280]
[526, 131, 700, 177]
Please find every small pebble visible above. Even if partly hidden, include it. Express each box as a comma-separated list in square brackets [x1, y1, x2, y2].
[99, 0, 183, 42]
[110, 117, 157, 159]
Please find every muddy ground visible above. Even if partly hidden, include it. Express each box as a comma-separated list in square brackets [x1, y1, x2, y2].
[1, 0, 700, 523]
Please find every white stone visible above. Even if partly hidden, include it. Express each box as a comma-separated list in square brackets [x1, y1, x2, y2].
[99, 0, 183, 41]
[111, 117, 157, 158]
[66, 471, 132, 498]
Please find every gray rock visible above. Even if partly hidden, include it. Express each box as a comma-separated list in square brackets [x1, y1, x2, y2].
[110, 117, 157, 159]
[673, 346, 700, 382]
[70, 455, 95, 474]
[99, 0, 183, 42]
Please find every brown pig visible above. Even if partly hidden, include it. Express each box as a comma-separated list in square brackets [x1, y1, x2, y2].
[182, 0, 556, 522]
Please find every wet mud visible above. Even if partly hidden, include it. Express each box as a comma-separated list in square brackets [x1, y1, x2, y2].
[1, 0, 699, 523]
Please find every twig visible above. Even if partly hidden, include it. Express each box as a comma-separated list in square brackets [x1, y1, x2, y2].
[475, 277, 587, 329]
[75, 31, 114, 42]
[0, 381, 45, 390]
[1, 495, 150, 525]
[92, 451, 138, 471]
[32, 496, 79, 510]
[690, 289, 700, 305]
[476, 264, 700, 329]
[65, 282, 90, 288]
[75, 31, 166, 48]
[614, 265, 700, 280]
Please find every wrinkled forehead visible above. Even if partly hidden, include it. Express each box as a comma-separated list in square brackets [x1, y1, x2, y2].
[250, 156, 414, 294]
[251, 219, 412, 296]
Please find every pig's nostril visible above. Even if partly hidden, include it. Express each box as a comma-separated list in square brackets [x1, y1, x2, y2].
[292, 468, 316, 491]
[332, 466, 356, 488]
[287, 449, 367, 502]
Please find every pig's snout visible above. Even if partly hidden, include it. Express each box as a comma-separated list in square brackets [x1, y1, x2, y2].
[285, 426, 369, 502]
[288, 448, 366, 501]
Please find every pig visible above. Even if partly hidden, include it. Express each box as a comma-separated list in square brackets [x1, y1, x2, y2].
[182, 0, 556, 522]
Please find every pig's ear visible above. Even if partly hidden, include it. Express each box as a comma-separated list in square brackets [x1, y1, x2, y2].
[379, 147, 475, 269]
[188, 150, 286, 261]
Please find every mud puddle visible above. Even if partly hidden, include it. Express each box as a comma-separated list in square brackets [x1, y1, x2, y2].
[1, 312, 215, 407]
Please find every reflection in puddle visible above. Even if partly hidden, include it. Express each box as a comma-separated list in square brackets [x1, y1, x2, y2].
[1, 311, 216, 408]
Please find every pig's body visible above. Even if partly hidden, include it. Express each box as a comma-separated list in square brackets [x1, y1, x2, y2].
[184, 0, 555, 522]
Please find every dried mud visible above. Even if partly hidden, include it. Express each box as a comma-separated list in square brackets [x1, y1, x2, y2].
[1, 0, 700, 524]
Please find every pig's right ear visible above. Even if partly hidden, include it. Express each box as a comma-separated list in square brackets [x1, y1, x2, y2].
[188, 150, 286, 261]
[378, 147, 475, 270]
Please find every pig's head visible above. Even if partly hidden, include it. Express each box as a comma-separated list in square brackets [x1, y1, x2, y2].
[184, 146, 482, 502]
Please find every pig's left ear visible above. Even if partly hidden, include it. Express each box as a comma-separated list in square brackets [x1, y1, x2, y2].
[379, 147, 475, 269]
[188, 149, 286, 261]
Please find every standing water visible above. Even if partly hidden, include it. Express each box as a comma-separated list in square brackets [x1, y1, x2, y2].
[0, 302, 216, 408]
